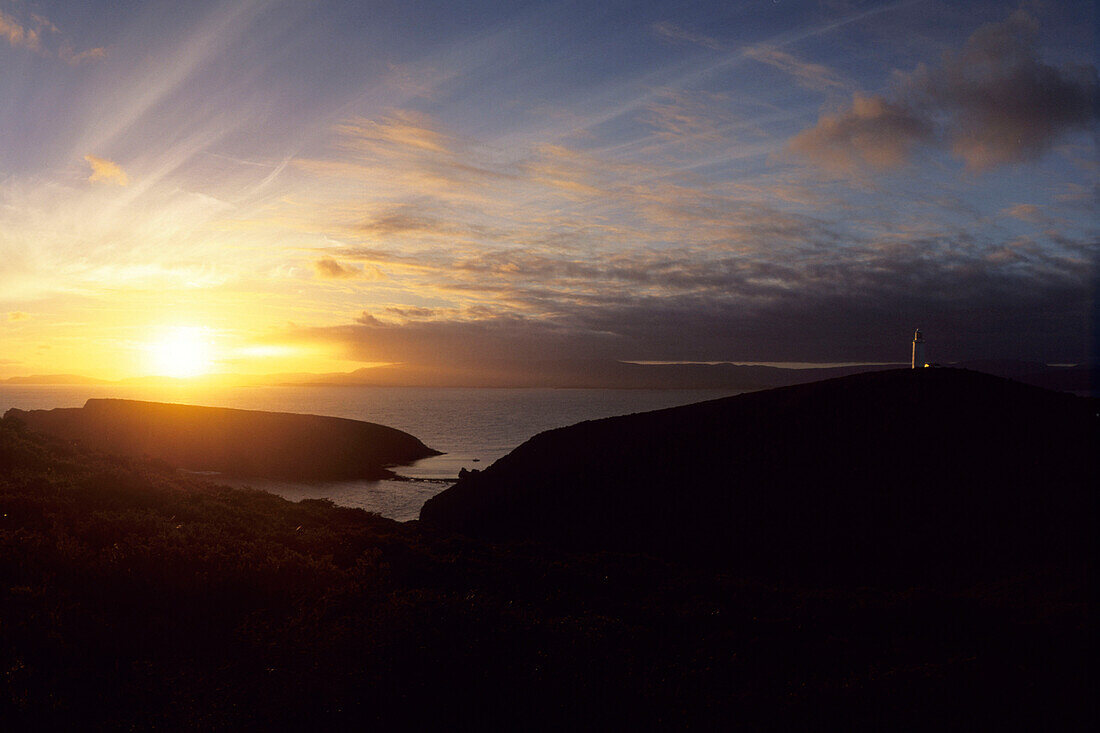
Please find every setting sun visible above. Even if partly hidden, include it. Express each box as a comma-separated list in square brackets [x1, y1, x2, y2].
[146, 326, 215, 378]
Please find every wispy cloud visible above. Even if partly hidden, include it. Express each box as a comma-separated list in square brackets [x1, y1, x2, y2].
[743, 44, 849, 91]
[60, 44, 108, 66]
[651, 21, 724, 51]
[1003, 204, 1046, 223]
[337, 111, 452, 156]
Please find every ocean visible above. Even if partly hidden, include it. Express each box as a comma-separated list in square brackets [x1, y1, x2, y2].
[0, 384, 738, 520]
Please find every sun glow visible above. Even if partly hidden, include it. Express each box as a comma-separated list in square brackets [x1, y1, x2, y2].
[146, 326, 215, 378]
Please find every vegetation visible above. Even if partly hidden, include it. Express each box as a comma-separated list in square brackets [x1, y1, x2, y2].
[0, 402, 1091, 729]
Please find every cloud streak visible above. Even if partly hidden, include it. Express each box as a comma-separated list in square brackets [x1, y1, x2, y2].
[743, 44, 849, 91]
[60, 44, 108, 66]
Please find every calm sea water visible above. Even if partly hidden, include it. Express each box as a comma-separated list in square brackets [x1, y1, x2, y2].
[0, 384, 738, 520]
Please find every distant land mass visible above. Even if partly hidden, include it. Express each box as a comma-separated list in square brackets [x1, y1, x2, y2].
[0, 374, 112, 385]
[4, 359, 1095, 393]
[285, 358, 893, 390]
[421, 368, 1097, 582]
[4, 399, 439, 480]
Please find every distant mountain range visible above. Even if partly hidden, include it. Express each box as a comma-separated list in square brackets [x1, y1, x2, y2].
[4, 359, 1095, 393]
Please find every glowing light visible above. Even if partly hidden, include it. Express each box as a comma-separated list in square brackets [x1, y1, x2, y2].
[237, 344, 295, 359]
[146, 327, 215, 378]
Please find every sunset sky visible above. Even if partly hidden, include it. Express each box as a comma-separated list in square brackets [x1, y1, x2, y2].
[1, 0, 1096, 380]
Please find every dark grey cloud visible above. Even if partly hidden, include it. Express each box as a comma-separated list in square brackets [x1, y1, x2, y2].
[291, 233, 1095, 365]
[789, 10, 1099, 172]
[909, 10, 1099, 170]
[309, 311, 627, 364]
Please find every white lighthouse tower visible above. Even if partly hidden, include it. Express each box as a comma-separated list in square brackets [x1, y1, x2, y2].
[911, 329, 926, 368]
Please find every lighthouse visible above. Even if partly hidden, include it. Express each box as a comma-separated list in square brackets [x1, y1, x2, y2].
[911, 329, 926, 368]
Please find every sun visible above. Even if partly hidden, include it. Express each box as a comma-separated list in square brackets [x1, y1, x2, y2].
[146, 326, 215, 378]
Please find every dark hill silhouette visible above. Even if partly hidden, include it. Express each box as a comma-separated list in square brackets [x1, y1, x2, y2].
[955, 359, 1098, 395]
[421, 368, 1097, 581]
[4, 399, 438, 480]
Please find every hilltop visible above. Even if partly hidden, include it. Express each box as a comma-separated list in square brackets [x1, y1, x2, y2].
[422, 368, 1096, 581]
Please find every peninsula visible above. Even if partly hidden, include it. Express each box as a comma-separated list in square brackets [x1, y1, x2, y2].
[4, 399, 439, 480]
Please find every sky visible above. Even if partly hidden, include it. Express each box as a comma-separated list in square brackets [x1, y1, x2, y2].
[1, 0, 1096, 380]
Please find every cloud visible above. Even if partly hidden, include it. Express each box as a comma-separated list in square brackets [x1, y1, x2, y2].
[7, 311, 29, 321]
[313, 257, 361, 279]
[1003, 204, 1045, 223]
[788, 10, 1099, 172]
[0, 9, 42, 50]
[60, 45, 108, 66]
[385, 306, 439, 319]
[642, 89, 741, 151]
[255, 84, 1093, 368]
[651, 21, 724, 51]
[336, 111, 452, 156]
[301, 310, 627, 365]
[786, 93, 932, 172]
[1, 9, 104, 64]
[743, 45, 848, 91]
[84, 155, 129, 186]
[293, 218, 1094, 366]
[287, 258, 1092, 366]
[908, 10, 1098, 170]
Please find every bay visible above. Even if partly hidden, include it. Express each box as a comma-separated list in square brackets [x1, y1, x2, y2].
[0, 384, 739, 520]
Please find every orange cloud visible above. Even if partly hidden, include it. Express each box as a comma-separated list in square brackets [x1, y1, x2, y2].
[0, 10, 41, 50]
[60, 45, 108, 66]
[1, 9, 103, 64]
[314, 257, 361, 279]
[1004, 204, 1044, 223]
[84, 155, 129, 186]
[336, 111, 451, 156]
[786, 94, 932, 173]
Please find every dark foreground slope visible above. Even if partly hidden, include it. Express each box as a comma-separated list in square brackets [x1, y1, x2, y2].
[422, 368, 1096, 580]
[0, 405, 1091, 729]
[4, 399, 438, 480]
